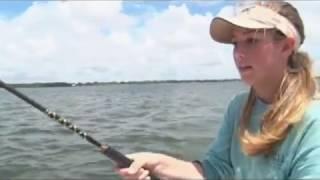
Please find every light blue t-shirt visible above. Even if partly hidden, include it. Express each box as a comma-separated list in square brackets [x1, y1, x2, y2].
[199, 92, 320, 179]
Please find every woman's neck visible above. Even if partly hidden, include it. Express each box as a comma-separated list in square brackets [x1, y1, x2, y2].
[253, 77, 283, 104]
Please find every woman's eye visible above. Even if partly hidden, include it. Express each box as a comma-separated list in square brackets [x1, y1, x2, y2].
[246, 38, 258, 44]
[231, 40, 238, 46]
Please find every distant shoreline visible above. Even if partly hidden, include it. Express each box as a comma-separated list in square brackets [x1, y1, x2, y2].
[5, 79, 241, 88]
[3, 77, 319, 88]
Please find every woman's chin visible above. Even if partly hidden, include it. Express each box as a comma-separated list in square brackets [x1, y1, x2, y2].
[240, 76, 255, 86]
[238, 69, 255, 84]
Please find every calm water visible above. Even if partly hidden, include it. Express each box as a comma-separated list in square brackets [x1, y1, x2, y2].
[1, 81, 248, 179]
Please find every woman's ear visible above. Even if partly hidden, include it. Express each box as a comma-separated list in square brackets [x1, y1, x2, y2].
[281, 38, 295, 57]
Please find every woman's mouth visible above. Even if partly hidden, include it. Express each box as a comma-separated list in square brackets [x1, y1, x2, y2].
[239, 65, 253, 72]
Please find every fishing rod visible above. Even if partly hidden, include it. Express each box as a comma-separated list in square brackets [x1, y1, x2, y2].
[0, 80, 159, 180]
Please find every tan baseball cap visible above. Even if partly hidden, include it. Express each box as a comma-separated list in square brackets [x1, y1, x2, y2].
[210, 5, 301, 49]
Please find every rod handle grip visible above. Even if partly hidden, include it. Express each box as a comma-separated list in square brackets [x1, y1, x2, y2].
[101, 146, 161, 180]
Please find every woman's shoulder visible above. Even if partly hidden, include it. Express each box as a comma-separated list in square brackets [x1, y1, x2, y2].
[294, 100, 320, 135]
[291, 100, 320, 151]
[304, 99, 320, 120]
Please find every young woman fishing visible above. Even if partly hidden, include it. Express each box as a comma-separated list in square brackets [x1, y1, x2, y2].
[115, 1, 320, 179]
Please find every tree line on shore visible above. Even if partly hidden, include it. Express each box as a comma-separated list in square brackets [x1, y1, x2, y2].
[4, 76, 319, 88]
[6, 79, 241, 88]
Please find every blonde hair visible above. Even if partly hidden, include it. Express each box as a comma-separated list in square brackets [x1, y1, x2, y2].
[239, 1, 319, 156]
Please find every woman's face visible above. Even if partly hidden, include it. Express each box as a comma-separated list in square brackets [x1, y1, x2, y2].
[232, 28, 290, 87]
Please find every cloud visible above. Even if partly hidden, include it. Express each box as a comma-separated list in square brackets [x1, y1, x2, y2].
[170, 0, 223, 8]
[314, 61, 320, 76]
[0, 1, 236, 83]
[0, 1, 318, 83]
[290, 1, 320, 57]
[0, 1, 137, 82]
[290, 1, 320, 76]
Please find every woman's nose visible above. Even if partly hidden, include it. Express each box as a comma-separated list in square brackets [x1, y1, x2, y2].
[234, 48, 245, 63]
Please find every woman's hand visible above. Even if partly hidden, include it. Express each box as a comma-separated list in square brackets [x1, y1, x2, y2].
[114, 152, 163, 180]
[114, 152, 204, 180]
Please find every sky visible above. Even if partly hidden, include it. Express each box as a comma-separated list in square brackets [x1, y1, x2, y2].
[0, 0, 319, 83]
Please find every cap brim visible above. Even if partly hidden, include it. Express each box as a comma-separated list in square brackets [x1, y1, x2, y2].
[210, 16, 274, 44]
